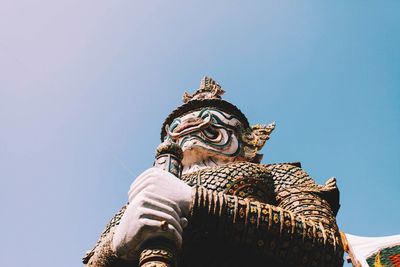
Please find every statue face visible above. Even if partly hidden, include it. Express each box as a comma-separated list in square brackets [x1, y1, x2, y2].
[166, 108, 243, 166]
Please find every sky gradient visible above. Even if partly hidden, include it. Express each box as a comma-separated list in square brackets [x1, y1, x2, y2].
[1, 1, 399, 266]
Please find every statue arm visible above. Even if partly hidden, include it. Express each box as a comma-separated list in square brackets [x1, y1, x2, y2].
[189, 186, 344, 267]
[82, 205, 133, 267]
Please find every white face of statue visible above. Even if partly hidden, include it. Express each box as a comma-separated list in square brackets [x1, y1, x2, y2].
[166, 108, 243, 174]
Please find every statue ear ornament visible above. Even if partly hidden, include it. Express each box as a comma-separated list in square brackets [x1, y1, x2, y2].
[240, 122, 276, 163]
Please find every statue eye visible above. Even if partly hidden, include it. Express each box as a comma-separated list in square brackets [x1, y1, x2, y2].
[203, 126, 219, 139]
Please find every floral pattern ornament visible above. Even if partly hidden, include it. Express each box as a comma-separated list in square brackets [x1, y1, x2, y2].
[367, 245, 400, 267]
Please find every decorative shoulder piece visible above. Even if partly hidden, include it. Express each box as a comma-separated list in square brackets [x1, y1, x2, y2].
[182, 76, 225, 103]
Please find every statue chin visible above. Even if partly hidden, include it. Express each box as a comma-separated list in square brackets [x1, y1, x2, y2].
[179, 132, 241, 166]
[182, 145, 213, 166]
[181, 145, 237, 174]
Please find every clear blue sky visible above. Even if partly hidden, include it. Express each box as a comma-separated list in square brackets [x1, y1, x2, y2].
[1, 1, 399, 266]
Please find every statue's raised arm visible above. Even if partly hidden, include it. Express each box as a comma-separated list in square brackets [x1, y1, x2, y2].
[83, 77, 344, 267]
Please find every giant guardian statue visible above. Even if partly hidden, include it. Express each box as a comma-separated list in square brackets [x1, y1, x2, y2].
[83, 77, 344, 267]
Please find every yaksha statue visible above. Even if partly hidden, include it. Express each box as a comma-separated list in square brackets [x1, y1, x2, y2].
[83, 77, 344, 267]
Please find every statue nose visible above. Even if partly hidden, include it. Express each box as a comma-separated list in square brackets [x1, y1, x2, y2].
[174, 117, 205, 134]
[166, 111, 213, 140]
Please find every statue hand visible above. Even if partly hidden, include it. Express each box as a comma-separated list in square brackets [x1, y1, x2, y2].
[112, 167, 192, 260]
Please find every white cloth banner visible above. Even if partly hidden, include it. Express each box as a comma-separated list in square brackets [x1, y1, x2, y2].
[344, 233, 400, 267]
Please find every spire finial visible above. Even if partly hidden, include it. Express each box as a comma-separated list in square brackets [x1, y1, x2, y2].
[182, 76, 225, 103]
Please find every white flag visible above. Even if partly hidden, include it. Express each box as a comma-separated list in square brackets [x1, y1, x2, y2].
[343, 233, 400, 267]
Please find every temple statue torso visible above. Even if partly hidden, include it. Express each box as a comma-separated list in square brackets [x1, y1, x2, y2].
[84, 161, 342, 267]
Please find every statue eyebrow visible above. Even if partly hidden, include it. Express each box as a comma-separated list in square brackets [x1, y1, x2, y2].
[168, 118, 181, 132]
[198, 107, 241, 121]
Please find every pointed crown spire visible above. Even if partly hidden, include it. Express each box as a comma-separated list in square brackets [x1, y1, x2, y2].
[182, 76, 225, 103]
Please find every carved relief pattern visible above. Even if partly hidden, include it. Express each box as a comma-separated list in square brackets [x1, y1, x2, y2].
[189, 186, 343, 267]
[181, 162, 276, 204]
